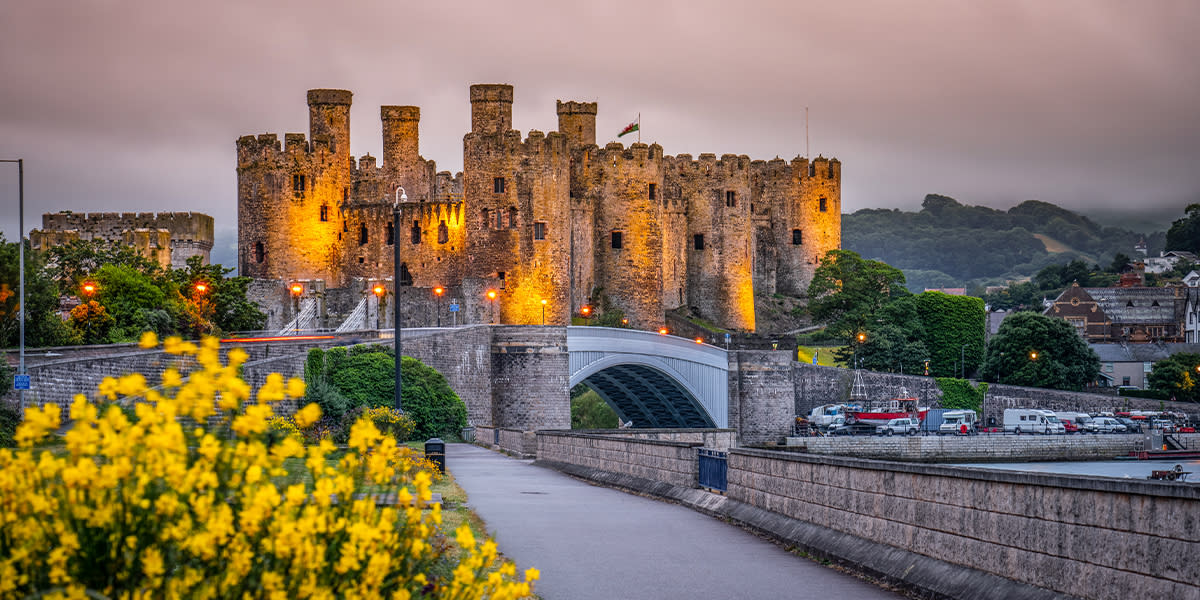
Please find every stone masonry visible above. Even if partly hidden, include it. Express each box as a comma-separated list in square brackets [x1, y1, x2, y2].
[31, 211, 214, 269]
[237, 85, 841, 333]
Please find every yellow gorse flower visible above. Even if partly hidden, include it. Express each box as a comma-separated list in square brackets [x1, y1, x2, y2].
[0, 335, 536, 599]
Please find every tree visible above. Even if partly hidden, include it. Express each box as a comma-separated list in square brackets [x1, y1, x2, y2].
[571, 385, 619, 429]
[1166, 204, 1200, 254]
[981, 312, 1099, 390]
[68, 300, 115, 345]
[94, 263, 178, 341]
[1147, 353, 1200, 403]
[44, 238, 163, 295]
[0, 234, 74, 348]
[807, 250, 908, 341]
[172, 256, 266, 333]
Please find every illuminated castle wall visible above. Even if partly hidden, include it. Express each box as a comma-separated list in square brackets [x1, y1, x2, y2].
[236, 85, 841, 332]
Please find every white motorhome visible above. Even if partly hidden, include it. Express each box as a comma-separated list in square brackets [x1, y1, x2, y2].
[1055, 411, 1097, 433]
[1004, 409, 1066, 434]
[938, 410, 977, 435]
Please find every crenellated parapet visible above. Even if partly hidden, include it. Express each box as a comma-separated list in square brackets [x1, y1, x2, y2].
[235, 84, 841, 332]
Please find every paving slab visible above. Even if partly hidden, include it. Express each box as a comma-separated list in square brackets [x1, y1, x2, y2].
[446, 443, 903, 600]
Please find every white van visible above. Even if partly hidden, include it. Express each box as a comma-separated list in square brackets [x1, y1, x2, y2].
[1055, 411, 1097, 433]
[1004, 409, 1066, 434]
[938, 410, 977, 435]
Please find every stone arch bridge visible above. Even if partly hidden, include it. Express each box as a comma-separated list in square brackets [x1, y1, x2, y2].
[7, 326, 795, 443]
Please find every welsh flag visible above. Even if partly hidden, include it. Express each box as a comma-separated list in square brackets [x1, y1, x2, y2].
[618, 116, 640, 138]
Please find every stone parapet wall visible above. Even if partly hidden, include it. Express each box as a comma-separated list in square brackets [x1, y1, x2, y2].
[728, 448, 1199, 600]
[578, 428, 736, 450]
[401, 327, 495, 428]
[536, 430, 700, 488]
[783, 434, 1142, 462]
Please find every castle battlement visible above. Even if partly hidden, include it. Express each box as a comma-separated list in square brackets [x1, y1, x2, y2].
[236, 84, 841, 332]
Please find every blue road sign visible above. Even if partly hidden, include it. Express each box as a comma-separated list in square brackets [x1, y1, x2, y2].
[449, 303, 460, 312]
[14, 374, 31, 390]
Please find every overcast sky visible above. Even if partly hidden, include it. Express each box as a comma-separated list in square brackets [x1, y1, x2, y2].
[2, 0, 1198, 258]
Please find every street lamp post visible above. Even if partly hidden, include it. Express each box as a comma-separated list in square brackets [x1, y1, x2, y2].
[393, 186, 407, 412]
[486, 290, 498, 324]
[433, 286, 444, 327]
[2, 159, 23, 412]
[289, 283, 303, 335]
[540, 298, 547, 325]
[855, 332, 866, 370]
[372, 284, 385, 330]
[193, 281, 209, 339]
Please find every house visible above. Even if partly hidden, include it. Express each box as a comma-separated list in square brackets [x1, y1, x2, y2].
[1044, 283, 1184, 343]
[1144, 250, 1198, 275]
[1091, 342, 1200, 389]
[1183, 270, 1200, 288]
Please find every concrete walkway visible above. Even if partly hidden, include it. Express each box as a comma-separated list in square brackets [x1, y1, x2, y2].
[446, 443, 903, 600]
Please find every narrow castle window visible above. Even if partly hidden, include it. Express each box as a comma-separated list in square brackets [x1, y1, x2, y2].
[725, 191, 737, 208]
[648, 183, 657, 200]
[792, 229, 803, 245]
[534, 222, 546, 241]
[498, 271, 506, 288]
[438, 220, 449, 244]
[254, 242, 264, 263]
[496, 210, 505, 230]
[411, 220, 421, 245]
[819, 197, 828, 212]
[508, 207, 518, 229]
[386, 222, 394, 245]
[292, 174, 306, 198]
[319, 205, 329, 222]
[482, 209, 490, 229]
[694, 234, 705, 251]
[399, 263, 413, 286]
[359, 224, 368, 245]
[493, 177, 506, 194]
[611, 231, 623, 249]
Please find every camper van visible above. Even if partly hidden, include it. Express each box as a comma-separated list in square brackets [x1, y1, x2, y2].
[1003, 409, 1066, 434]
[1054, 411, 1096, 433]
[938, 410, 977, 435]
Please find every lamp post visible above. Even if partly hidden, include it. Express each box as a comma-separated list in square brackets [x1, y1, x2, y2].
[289, 283, 303, 334]
[540, 298, 547, 325]
[855, 332, 866, 370]
[393, 186, 407, 412]
[961, 344, 969, 379]
[433, 286, 444, 327]
[193, 281, 209, 339]
[372, 284, 385, 330]
[486, 289, 498, 324]
[2, 159, 24, 412]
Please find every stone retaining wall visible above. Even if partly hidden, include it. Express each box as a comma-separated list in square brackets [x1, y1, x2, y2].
[536, 430, 700, 488]
[783, 433, 1143, 462]
[577, 428, 736, 450]
[728, 448, 1199, 600]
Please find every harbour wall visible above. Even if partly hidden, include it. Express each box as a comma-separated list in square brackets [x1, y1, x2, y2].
[782, 433, 1144, 462]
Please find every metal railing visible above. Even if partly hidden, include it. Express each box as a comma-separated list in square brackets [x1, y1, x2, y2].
[698, 448, 727, 493]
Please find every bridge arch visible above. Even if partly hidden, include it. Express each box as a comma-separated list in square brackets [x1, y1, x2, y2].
[567, 327, 729, 428]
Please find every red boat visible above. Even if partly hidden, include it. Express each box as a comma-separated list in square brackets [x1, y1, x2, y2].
[845, 372, 929, 426]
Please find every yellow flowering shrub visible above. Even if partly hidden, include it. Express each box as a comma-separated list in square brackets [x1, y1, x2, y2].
[0, 334, 537, 599]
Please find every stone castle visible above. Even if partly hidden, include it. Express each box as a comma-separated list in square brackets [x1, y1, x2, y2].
[237, 85, 840, 331]
[31, 211, 214, 269]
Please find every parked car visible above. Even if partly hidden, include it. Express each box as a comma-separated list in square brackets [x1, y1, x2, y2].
[1092, 417, 1127, 433]
[1062, 420, 1080, 434]
[1056, 411, 1096, 433]
[877, 418, 920, 436]
[1116, 417, 1142, 433]
[1150, 419, 1176, 433]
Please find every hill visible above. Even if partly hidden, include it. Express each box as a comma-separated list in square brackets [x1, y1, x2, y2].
[842, 196, 1166, 291]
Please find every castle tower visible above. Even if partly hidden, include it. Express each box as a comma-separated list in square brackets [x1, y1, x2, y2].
[382, 105, 420, 172]
[470, 84, 514, 134]
[774, 156, 841, 296]
[307, 89, 352, 160]
[556, 100, 597, 148]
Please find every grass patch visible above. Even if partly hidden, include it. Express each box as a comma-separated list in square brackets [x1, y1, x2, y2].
[796, 345, 843, 366]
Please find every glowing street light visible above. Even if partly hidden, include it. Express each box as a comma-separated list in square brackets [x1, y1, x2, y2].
[581, 305, 591, 318]
[540, 298, 548, 325]
[289, 283, 303, 335]
[372, 284, 386, 329]
[81, 282, 97, 297]
[433, 286, 444, 327]
[658, 327, 668, 335]
[694, 337, 704, 344]
[194, 282, 208, 294]
[1029, 351, 1039, 361]
[290, 283, 303, 296]
[486, 289, 498, 324]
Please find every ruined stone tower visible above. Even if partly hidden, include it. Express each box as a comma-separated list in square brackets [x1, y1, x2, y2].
[237, 84, 841, 332]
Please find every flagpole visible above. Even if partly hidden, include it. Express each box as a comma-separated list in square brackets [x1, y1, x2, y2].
[637, 113, 641, 144]
[805, 107, 809, 159]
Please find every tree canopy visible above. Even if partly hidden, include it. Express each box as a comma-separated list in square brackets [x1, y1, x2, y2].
[981, 312, 1099, 390]
[1147, 352, 1200, 403]
[807, 249, 908, 341]
[1166, 203, 1200, 255]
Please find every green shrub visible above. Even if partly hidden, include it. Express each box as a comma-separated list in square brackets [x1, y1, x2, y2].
[304, 377, 350, 420]
[571, 385, 618, 429]
[400, 356, 467, 440]
[0, 402, 19, 448]
[329, 352, 396, 409]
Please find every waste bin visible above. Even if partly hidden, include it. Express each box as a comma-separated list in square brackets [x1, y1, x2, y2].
[424, 438, 445, 474]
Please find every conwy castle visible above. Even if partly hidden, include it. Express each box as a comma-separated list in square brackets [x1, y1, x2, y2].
[236, 85, 841, 331]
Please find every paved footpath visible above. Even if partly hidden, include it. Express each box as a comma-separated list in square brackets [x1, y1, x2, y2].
[446, 443, 903, 600]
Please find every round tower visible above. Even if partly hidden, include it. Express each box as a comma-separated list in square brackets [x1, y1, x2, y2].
[470, 84, 514, 135]
[556, 100, 597, 148]
[307, 89, 352, 160]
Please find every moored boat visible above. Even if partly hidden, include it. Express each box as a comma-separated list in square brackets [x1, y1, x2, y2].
[845, 370, 929, 426]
